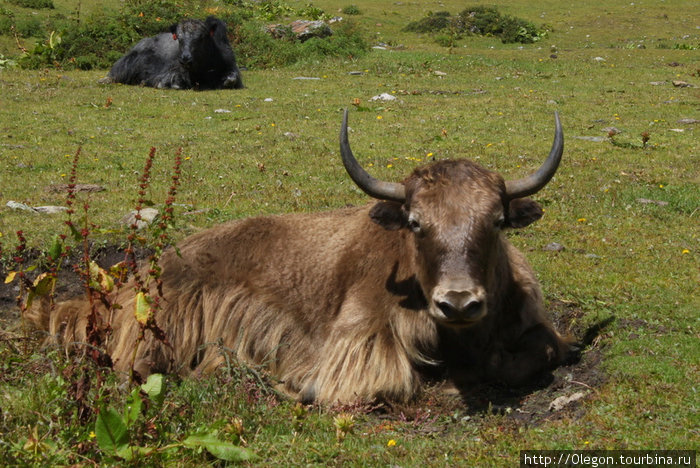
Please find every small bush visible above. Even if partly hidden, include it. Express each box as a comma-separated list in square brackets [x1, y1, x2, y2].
[460, 6, 544, 44]
[297, 3, 325, 20]
[0, 16, 14, 35]
[434, 34, 456, 48]
[14, 17, 44, 38]
[342, 5, 361, 15]
[404, 11, 452, 33]
[74, 53, 99, 70]
[404, 6, 547, 44]
[7, 0, 54, 9]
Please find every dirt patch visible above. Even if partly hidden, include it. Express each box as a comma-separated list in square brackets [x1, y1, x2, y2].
[0, 243, 152, 329]
[383, 300, 610, 426]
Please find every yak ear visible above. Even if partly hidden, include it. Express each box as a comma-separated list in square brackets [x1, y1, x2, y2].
[205, 16, 220, 36]
[369, 201, 407, 231]
[506, 198, 543, 229]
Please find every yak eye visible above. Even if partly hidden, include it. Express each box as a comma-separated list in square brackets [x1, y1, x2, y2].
[407, 215, 421, 234]
[494, 214, 506, 229]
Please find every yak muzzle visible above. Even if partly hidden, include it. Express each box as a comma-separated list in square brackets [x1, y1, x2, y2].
[179, 52, 194, 69]
[431, 287, 487, 326]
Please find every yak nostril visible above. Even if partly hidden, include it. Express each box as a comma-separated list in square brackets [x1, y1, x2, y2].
[463, 299, 484, 318]
[436, 300, 458, 319]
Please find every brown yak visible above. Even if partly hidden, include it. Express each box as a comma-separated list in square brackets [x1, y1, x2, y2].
[29, 110, 571, 404]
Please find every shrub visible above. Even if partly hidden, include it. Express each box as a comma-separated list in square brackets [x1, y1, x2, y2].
[460, 6, 544, 44]
[7, 0, 54, 9]
[0, 15, 13, 35]
[297, 3, 325, 20]
[342, 5, 361, 15]
[404, 6, 547, 44]
[14, 17, 44, 38]
[404, 11, 453, 33]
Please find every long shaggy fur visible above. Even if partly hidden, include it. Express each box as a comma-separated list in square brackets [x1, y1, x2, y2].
[30, 160, 571, 405]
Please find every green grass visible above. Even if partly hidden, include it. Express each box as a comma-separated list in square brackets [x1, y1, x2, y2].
[1, 0, 699, 465]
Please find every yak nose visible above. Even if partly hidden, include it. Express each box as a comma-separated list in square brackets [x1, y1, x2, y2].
[179, 53, 193, 67]
[433, 288, 486, 323]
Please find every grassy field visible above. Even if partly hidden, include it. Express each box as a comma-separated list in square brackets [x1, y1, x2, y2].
[1, 0, 698, 465]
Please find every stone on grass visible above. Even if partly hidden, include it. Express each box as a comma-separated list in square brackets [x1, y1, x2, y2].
[120, 208, 159, 230]
[369, 93, 397, 102]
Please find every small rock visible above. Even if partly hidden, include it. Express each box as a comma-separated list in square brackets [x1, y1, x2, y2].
[669, 128, 684, 132]
[34, 206, 68, 214]
[120, 208, 159, 230]
[264, 98, 274, 102]
[585, 253, 602, 259]
[649, 81, 667, 86]
[433, 70, 447, 76]
[549, 392, 587, 411]
[372, 46, 387, 50]
[544, 242, 565, 252]
[290, 20, 332, 42]
[292, 76, 320, 80]
[348, 71, 365, 75]
[574, 136, 606, 142]
[678, 118, 700, 124]
[369, 93, 397, 102]
[637, 198, 668, 206]
[6, 201, 37, 213]
[47, 183, 105, 193]
[214, 109, 231, 113]
[593, 56, 606, 62]
[183, 209, 210, 216]
[284, 132, 299, 140]
[601, 126, 621, 134]
[672, 80, 692, 87]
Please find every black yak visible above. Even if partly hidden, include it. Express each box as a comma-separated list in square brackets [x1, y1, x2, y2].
[101, 16, 243, 90]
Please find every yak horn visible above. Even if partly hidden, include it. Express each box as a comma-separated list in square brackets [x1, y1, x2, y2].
[505, 112, 564, 200]
[340, 109, 406, 203]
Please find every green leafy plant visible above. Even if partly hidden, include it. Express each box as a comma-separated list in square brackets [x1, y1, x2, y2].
[95, 374, 256, 462]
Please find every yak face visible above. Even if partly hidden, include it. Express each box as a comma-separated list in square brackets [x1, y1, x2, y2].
[370, 161, 543, 327]
[170, 18, 216, 70]
[339, 109, 563, 329]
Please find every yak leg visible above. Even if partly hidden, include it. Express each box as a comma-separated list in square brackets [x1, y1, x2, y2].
[486, 323, 571, 386]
